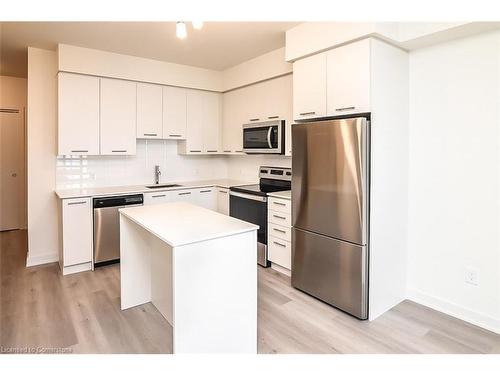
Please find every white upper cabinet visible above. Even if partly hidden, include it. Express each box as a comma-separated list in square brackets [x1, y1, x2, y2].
[100, 78, 137, 155]
[292, 53, 327, 120]
[222, 75, 292, 155]
[327, 39, 371, 116]
[137, 83, 163, 139]
[182, 90, 204, 154]
[203, 92, 221, 153]
[179, 90, 221, 155]
[58, 73, 100, 156]
[221, 88, 245, 154]
[163, 86, 187, 140]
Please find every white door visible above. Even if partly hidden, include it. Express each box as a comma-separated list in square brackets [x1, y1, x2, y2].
[217, 188, 229, 215]
[137, 83, 163, 139]
[327, 39, 371, 115]
[185, 90, 204, 154]
[292, 53, 327, 120]
[62, 198, 93, 266]
[0, 110, 22, 231]
[58, 73, 100, 155]
[100, 78, 137, 155]
[163, 86, 187, 140]
[203, 92, 221, 154]
[195, 188, 217, 210]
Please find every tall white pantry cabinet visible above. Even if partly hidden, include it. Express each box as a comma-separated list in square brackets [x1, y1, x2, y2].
[292, 37, 409, 321]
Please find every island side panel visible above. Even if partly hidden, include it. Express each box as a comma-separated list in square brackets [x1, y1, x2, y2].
[172, 230, 258, 354]
[120, 214, 152, 310]
[151, 235, 174, 325]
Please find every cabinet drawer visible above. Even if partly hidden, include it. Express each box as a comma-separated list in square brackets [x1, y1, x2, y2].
[268, 235, 291, 270]
[268, 222, 291, 242]
[268, 210, 291, 227]
[269, 197, 291, 214]
[144, 191, 170, 205]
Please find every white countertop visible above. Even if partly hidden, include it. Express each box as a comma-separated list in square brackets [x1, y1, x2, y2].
[55, 179, 254, 199]
[119, 202, 259, 247]
[267, 190, 291, 200]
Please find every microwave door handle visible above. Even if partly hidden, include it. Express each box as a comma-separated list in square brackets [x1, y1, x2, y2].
[267, 127, 272, 148]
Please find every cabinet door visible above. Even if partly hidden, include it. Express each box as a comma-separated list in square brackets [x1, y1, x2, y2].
[221, 88, 244, 154]
[217, 188, 229, 215]
[144, 191, 171, 205]
[170, 189, 196, 203]
[221, 89, 236, 154]
[293, 53, 327, 120]
[195, 187, 217, 210]
[62, 198, 93, 266]
[203, 92, 221, 154]
[327, 39, 371, 116]
[163, 86, 187, 140]
[184, 90, 204, 154]
[137, 83, 163, 139]
[263, 75, 293, 155]
[58, 73, 100, 155]
[100, 78, 137, 155]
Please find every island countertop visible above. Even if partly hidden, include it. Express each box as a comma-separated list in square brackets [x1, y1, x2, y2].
[119, 202, 259, 247]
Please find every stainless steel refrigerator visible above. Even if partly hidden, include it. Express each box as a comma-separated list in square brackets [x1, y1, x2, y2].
[292, 117, 370, 319]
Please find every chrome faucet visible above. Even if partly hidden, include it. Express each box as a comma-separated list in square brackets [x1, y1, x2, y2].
[154, 165, 161, 185]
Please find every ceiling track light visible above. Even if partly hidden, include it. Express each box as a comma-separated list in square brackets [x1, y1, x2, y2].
[176, 21, 187, 39]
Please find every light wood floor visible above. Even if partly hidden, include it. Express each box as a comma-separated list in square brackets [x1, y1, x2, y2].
[1, 230, 499, 354]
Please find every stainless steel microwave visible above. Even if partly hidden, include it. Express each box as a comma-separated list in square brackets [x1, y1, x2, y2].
[242, 120, 285, 154]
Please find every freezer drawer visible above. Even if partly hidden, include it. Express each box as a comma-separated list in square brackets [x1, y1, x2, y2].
[292, 227, 368, 319]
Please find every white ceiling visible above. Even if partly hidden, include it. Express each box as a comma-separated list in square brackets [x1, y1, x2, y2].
[0, 22, 300, 78]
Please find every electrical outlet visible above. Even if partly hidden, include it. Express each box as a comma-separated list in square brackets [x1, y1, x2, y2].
[464, 267, 479, 286]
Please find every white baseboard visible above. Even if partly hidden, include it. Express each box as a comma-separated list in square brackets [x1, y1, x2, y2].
[26, 252, 59, 267]
[407, 289, 500, 334]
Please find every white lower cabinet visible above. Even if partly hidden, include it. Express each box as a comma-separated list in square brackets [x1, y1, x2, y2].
[194, 188, 217, 210]
[60, 197, 93, 275]
[217, 188, 229, 215]
[267, 196, 292, 271]
[169, 189, 196, 204]
[144, 191, 171, 205]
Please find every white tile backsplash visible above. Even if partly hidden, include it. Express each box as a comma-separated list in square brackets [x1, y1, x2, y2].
[56, 140, 229, 189]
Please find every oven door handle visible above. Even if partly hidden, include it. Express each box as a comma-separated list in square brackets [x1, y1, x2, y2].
[267, 127, 273, 149]
[229, 191, 267, 202]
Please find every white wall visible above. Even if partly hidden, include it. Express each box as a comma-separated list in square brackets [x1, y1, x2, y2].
[26, 47, 59, 266]
[222, 48, 292, 91]
[58, 44, 223, 92]
[226, 155, 291, 182]
[407, 30, 500, 333]
[0, 75, 27, 228]
[56, 140, 228, 189]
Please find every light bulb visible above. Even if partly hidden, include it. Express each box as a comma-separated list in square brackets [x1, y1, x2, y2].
[192, 21, 204, 30]
[176, 22, 187, 39]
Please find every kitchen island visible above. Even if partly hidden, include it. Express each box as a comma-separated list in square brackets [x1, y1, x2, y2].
[119, 202, 258, 354]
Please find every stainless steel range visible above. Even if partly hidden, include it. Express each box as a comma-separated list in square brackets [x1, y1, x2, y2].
[229, 166, 291, 267]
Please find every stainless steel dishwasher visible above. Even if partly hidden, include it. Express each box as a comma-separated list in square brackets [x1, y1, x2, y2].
[93, 194, 144, 266]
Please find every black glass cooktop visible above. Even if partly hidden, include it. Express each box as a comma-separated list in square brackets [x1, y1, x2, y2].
[230, 180, 291, 197]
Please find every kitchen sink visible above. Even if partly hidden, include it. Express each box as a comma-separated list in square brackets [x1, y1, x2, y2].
[145, 184, 183, 189]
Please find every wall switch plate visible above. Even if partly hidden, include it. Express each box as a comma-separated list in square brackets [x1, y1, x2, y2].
[464, 267, 479, 286]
